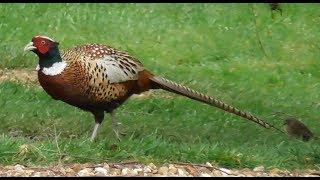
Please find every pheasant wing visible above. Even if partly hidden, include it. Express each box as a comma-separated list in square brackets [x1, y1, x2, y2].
[61, 44, 145, 84]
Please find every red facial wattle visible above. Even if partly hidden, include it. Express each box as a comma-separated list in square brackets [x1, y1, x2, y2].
[37, 44, 49, 54]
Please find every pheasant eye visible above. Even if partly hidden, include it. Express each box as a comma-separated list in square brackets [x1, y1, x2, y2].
[41, 40, 45, 45]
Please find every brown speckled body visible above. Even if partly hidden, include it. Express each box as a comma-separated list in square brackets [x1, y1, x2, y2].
[37, 44, 154, 113]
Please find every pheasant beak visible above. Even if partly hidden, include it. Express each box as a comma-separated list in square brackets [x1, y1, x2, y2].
[24, 42, 36, 51]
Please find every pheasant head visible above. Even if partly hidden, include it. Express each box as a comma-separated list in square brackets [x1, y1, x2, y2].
[24, 35, 63, 70]
[24, 35, 59, 54]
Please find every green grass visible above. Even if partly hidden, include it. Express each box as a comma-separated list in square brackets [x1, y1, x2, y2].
[1, 81, 320, 170]
[1, 3, 320, 170]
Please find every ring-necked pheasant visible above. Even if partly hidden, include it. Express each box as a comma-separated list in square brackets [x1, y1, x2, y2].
[24, 35, 284, 141]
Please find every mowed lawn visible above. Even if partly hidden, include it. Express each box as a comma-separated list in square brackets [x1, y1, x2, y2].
[1, 3, 320, 170]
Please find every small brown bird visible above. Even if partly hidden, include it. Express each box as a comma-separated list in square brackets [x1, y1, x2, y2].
[24, 35, 284, 141]
[283, 118, 314, 142]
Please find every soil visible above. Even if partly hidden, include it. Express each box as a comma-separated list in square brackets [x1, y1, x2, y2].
[0, 68, 38, 84]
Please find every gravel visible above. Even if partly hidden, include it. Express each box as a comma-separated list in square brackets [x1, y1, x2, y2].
[0, 162, 319, 177]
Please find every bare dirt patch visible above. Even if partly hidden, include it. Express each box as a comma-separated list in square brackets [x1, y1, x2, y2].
[0, 68, 38, 84]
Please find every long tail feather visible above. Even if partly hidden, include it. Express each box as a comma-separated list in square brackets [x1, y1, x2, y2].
[150, 76, 284, 134]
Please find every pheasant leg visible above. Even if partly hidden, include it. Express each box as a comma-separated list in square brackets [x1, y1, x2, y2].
[90, 123, 100, 141]
[90, 111, 104, 141]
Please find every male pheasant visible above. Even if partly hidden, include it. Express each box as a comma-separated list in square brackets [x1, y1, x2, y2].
[24, 35, 284, 141]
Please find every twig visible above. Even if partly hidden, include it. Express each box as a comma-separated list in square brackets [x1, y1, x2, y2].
[110, 161, 139, 167]
[85, 160, 139, 169]
[53, 124, 62, 164]
[39, 148, 103, 161]
[0, 151, 17, 155]
[250, 4, 269, 59]
[173, 162, 234, 176]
